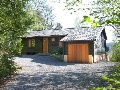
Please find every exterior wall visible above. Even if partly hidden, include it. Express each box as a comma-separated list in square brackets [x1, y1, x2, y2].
[63, 41, 94, 63]
[48, 37, 60, 53]
[22, 36, 64, 54]
[94, 54, 107, 62]
[64, 55, 68, 62]
[22, 37, 43, 54]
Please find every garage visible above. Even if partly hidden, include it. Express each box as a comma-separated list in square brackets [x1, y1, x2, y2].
[68, 44, 89, 63]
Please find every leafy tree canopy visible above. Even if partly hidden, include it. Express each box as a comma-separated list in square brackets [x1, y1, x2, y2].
[29, 0, 55, 30]
[0, 0, 34, 56]
[65, 0, 120, 28]
[0, 0, 36, 81]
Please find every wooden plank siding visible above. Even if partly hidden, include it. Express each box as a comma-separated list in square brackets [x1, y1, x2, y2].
[68, 44, 89, 63]
[21, 36, 64, 54]
[22, 37, 43, 54]
[48, 37, 60, 53]
[64, 41, 94, 55]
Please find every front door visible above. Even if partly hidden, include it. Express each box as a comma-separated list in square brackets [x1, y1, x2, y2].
[43, 38, 48, 53]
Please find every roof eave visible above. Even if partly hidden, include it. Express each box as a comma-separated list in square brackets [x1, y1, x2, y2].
[60, 40, 95, 42]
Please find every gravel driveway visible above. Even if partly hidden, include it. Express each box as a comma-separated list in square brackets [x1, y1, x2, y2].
[1, 55, 116, 90]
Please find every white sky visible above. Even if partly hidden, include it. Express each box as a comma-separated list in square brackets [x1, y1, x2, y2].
[49, 0, 92, 28]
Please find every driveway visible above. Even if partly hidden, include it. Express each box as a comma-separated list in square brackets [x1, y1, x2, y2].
[1, 55, 116, 90]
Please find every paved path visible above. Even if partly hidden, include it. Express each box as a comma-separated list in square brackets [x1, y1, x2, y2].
[1, 55, 116, 90]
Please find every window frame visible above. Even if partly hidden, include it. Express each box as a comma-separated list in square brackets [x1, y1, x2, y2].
[51, 38, 55, 42]
[28, 39, 36, 48]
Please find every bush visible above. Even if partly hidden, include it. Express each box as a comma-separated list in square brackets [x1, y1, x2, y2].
[51, 46, 63, 55]
[90, 65, 120, 90]
[0, 55, 17, 84]
[111, 42, 120, 62]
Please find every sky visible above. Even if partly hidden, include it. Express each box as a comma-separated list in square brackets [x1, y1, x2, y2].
[49, 0, 91, 28]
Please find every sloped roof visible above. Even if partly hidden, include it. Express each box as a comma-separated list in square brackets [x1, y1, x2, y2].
[23, 27, 105, 41]
[23, 29, 69, 37]
[60, 27, 104, 41]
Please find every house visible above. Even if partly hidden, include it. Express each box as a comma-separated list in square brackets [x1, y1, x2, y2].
[60, 27, 107, 63]
[22, 26, 108, 63]
[22, 29, 68, 54]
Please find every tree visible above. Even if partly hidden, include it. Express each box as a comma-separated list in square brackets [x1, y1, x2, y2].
[29, 0, 55, 30]
[74, 17, 92, 29]
[86, 0, 120, 27]
[0, 0, 34, 80]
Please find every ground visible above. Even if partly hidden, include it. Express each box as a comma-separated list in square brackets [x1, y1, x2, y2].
[1, 55, 117, 90]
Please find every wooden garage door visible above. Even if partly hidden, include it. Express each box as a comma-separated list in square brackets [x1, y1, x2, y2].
[68, 44, 89, 63]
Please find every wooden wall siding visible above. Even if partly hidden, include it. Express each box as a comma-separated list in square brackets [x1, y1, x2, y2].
[22, 38, 43, 54]
[68, 44, 89, 63]
[64, 41, 94, 56]
[63, 42, 68, 55]
[48, 37, 60, 53]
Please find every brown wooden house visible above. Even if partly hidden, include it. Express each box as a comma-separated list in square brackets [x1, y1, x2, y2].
[22, 30, 67, 54]
[22, 26, 107, 63]
[60, 27, 107, 63]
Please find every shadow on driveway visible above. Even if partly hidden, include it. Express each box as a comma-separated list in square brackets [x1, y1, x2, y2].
[20, 55, 89, 66]
[1, 55, 116, 90]
[2, 71, 107, 90]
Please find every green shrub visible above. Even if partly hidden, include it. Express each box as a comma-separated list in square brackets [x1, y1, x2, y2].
[90, 65, 120, 90]
[50, 54, 64, 61]
[0, 55, 17, 83]
[111, 42, 120, 62]
[51, 46, 63, 55]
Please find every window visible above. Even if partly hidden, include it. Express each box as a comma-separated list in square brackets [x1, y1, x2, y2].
[59, 41, 62, 46]
[51, 38, 55, 41]
[28, 39, 35, 47]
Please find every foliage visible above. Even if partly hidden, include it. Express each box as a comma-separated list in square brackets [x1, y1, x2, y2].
[37, 53, 50, 56]
[90, 65, 120, 90]
[88, 0, 120, 27]
[82, 16, 101, 27]
[50, 54, 63, 61]
[29, 0, 55, 30]
[80, 0, 120, 28]
[0, 55, 17, 81]
[111, 42, 120, 62]
[66, 0, 120, 27]
[51, 46, 63, 55]
[65, 0, 82, 14]
[0, 0, 34, 83]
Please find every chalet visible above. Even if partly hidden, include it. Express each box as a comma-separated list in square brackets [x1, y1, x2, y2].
[22, 29, 67, 54]
[22, 26, 107, 63]
[60, 27, 107, 63]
